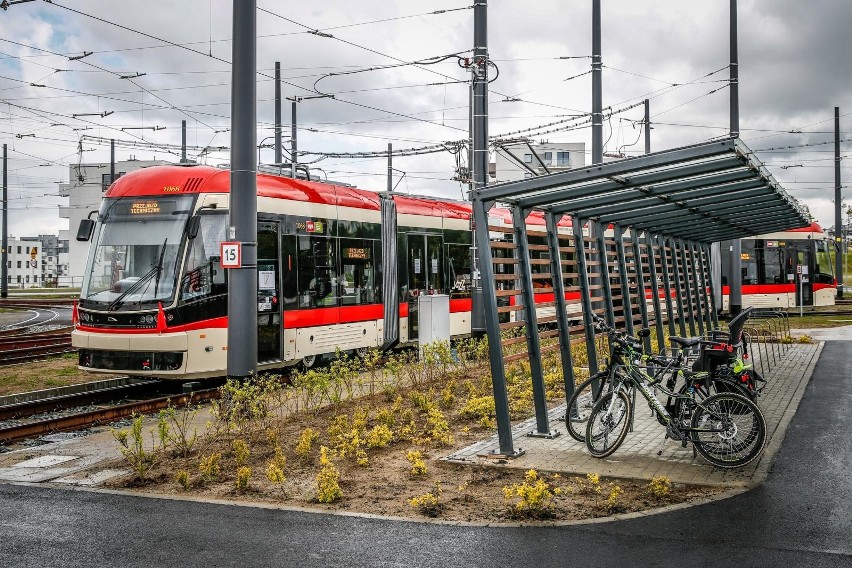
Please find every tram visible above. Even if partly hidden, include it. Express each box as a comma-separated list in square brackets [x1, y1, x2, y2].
[72, 164, 487, 378]
[719, 223, 837, 310]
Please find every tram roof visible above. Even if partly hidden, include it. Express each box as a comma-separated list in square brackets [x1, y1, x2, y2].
[475, 138, 810, 243]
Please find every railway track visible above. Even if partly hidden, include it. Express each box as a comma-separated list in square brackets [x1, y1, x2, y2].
[0, 379, 222, 445]
[0, 333, 74, 365]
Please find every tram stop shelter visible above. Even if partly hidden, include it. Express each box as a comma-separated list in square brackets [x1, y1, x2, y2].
[471, 138, 809, 457]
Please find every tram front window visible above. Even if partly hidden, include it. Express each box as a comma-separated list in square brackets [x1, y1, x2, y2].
[81, 195, 195, 309]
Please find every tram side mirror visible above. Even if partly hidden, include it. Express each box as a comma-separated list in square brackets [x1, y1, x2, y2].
[638, 328, 651, 338]
[187, 215, 201, 239]
[76, 219, 95, 242]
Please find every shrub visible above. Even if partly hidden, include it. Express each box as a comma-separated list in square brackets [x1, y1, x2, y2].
[175, 469, 190, 490]
[406, 450, 427, 475]
[235, 466, 252, 491]
[265, 462, 286, 485]
[198, 452, 221, 482]
[113, 414, 161, 481]
[365, 424, 393, 449]
[294, 428, 319, 462]
[232, 439, 250, 467]
[647, 475, 672, 499]
[316, 446, 343, 503]
[604, 484, 622, 513]
[409, 482, 443, 517]
[502, 469, 560, 517]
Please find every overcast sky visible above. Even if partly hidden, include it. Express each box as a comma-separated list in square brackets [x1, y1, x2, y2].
[1, 0, 851, 238]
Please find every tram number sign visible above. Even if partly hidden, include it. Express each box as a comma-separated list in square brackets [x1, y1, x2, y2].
[220, 242, 242, 269]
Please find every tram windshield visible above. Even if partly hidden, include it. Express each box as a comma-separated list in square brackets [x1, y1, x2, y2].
[81, 195, 196, 309]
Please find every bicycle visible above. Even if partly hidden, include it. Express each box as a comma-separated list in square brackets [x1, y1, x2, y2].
[585, 319, 767, 469]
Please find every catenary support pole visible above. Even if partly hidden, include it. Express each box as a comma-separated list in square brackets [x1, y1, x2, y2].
[470, 0, 488, 339]
[729, 0, 743, 315]
[275, 62, 282, 167]
[613, 225, 634, 336]
[513, 206, 556, 438]
[291, 100, 297, 178]
[387, 143, 392, 193]
[181, 120, 187, 163]
[546, 213, 575, 403]
[592, 0, 603, 165]
[644, 99, 651, 154]
[645, 232, 665, 348]
[1, 144, 6, 299]
[227, 0, 258, 379]
[573, 218, 598, 374]
[836, 106, 843, 298]
[110, 139, 115, 187]
[473, 197, 520, 457]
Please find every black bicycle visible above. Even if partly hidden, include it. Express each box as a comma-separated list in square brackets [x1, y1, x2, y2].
[585, 320, 767, 469]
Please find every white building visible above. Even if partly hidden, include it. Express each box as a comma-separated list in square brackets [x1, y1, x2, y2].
[59, 158, 171, 286]
[492, 141, 586, 183]
[4, 237, 43, 288]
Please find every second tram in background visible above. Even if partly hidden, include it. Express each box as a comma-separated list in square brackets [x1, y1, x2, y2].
[720, 223, 837, 310]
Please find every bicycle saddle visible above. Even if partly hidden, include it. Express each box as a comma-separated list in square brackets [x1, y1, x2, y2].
[669, 336, 702, 348]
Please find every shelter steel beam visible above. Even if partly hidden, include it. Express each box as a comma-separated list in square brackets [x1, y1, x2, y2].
[703, 243, 720, 328]
[613, 197, 790, 228]
[645, 232, 666, 349]
[684, 242, 704, 336]
[595, 190, 780, 225]
[539, 159, 747, 211]
[545, 213, 576, 404]
[669, 238, 688, 337]
[658, 235, 677, 339]
[677, 213, 803, 242]
[472, 198, 521, 457]
[694, 242, 714, 331]
[637, 207, 794, 237]
[595, 221, 616, 326]
[613, 225, 634, 336]
[630, 229, 652, 352]
[541, 168, 756, 212]
[487, 140, 746, 203]
[512, 206, 557, 438]
[581, 182, 768, 219]
[573, 218, 599, 374]
[678, 240, 697, 337]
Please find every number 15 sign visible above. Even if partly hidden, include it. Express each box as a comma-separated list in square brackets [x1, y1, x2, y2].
[220, 242, 242, 269]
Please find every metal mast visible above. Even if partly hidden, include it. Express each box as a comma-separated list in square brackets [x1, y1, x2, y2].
[275, 62, 282, 166]
[227, 0, 258, 378]
[644, 99, 651, 154]
[1, 144, 6, 299]
[592, 0, 603, 165]
[836, 106, 844, 298]
[470, 0, 488, 338]
[728, 0, 743, 315]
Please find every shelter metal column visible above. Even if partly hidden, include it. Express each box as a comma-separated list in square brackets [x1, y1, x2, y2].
[512, 206, 557, 438]
[613, 225, 634, 336]
[545, 213, 576, 404]
[658, 236, 677, 338]
[669, 238, 688, 337]
[692, 242, 712, 333]
[702, 243, 720, 328]
[573, 217, 599, 374]
[472, 198, 522, 457]
[645, 232, 665, 349]
[595, 221, 615, 327]
[685, 242, 705, 337]
[630, 229, 652, 352]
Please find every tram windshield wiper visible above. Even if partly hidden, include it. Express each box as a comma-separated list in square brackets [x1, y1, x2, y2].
[108, 239, 168, 311]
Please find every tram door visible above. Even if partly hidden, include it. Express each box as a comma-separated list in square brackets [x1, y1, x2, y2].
[257, 222, 282, 363]
[793, 248, 813, 306]
[406, 233, 443, 340]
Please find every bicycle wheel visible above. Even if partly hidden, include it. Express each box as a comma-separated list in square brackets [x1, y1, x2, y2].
[585, 390, 631, 458]
[691, 393, 766, 468]
[564, 370, 611, 442]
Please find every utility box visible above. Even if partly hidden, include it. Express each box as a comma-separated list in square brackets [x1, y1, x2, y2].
[417, 294, 450, 350]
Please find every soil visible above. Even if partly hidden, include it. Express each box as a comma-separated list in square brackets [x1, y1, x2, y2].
[0, 354, 122, 396]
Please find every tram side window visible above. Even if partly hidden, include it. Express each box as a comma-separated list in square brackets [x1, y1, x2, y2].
[298, 236, 338, 308]
[762, 248, 784, 284]
[339, 238, 381, 306]
[741, 241, 757, 285]
[181, 213, 227, 301]
[446, 244, 471, 299]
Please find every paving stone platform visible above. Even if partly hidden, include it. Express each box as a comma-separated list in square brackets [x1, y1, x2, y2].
[445, 342, 822, 487]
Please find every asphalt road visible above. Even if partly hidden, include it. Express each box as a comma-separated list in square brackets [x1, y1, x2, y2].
[0, 342, 850, 568]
